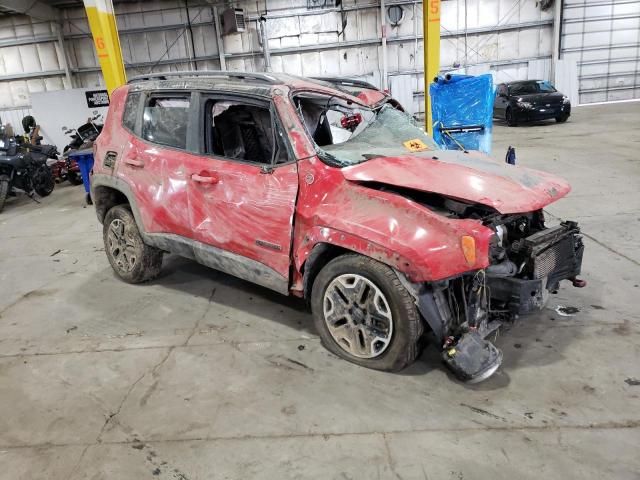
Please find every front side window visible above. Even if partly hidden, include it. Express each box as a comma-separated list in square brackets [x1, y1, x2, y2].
[204, 100, 287, 165]
[295, 94, 439, 167]
[142, 96, 190, 149]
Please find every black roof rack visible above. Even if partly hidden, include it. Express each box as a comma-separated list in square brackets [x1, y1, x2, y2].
[127, 70, 280, 85]
[310, 76, 380, 91]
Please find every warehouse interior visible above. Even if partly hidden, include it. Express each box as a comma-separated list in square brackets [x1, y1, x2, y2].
[0, 1, 639, 479]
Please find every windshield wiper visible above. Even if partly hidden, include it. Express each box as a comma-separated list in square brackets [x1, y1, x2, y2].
[361, 153, 385, 161]
[317, 150, 346, 167]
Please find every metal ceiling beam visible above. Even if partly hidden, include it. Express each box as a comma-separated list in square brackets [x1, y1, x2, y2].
[0, 0, 59, 21]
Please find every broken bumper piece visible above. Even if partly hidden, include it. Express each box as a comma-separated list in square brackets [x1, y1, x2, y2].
[442, 331, 503, 383]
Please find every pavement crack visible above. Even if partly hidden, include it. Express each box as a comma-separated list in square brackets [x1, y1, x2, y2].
[183, 287, 217, 346]
[544, 210, 639, 267]
[96, 368, 149, 442]
[134, 291, 216, 411]
[580, 231, 640, 267]
[382, 433, 403, 480]
[3, 419, 640, 451]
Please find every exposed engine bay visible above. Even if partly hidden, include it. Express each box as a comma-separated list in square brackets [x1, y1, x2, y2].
[387, 187, 586, 382]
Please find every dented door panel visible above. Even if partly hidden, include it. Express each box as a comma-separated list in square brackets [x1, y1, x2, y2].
[187, 158, 298, 279]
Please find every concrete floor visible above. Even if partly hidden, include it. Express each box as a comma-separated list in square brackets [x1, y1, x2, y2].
[1, 102, 639, 480]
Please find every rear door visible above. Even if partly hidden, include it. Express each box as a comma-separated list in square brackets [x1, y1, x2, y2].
[120, 92, 203, 238]
[186, 95, 298, 281]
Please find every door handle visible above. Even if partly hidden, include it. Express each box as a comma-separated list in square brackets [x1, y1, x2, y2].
[191, 172, 219, 184]
[124, 157, 144, 168]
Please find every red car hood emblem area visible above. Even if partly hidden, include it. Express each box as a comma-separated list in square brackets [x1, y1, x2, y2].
[341, 150, 571, 214]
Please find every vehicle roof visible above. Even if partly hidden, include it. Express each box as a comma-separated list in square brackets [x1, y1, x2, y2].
[505, 80, 544, 86]
[126, 71, 385, 105]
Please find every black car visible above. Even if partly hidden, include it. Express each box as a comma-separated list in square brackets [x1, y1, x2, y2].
[494, 80, 571, 126]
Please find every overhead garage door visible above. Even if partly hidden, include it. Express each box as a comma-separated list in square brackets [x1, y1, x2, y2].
[560, 0, 640, 104]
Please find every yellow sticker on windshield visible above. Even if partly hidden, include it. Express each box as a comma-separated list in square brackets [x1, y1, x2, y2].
[403, 138, 430, 152]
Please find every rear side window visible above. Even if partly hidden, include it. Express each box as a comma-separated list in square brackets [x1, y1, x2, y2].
[122, 92, 140, 131]
[142, 96, 191, 149]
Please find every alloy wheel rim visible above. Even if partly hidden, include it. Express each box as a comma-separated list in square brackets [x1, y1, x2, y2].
[323, 274, 393, 358]
[107, 218, 137, 273]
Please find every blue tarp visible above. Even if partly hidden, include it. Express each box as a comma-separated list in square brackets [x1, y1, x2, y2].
[430, 74, 495, 154]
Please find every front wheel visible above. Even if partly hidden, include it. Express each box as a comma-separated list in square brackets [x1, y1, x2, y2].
[0, 176, 9, 213]
[103, 205, 163, 283]
[556, 114, 570, 123]
[310, 254, 424, 372]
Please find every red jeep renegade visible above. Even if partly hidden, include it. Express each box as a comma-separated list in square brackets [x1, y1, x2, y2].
[92, 71, 584, 382]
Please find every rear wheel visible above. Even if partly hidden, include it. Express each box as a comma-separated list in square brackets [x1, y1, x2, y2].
[67, 171, 83, 185]
[311, 254, 423, 372]
[34, 165, 54, 197]
[103, 205, 163, 283]
[506, 108, 517, 127]
[0, 176, 9, 213]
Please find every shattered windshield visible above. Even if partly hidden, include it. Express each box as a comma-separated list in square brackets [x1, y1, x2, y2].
[295, 95, 439, 167]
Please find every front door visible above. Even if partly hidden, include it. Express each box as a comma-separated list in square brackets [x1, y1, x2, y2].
[187, 96, 298, 285]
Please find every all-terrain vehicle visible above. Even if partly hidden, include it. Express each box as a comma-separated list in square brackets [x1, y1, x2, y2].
[91, 71, 584, 382]
[0, 125, 56, 213]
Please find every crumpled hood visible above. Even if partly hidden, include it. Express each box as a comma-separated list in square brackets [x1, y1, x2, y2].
[341, 150, 571, 214]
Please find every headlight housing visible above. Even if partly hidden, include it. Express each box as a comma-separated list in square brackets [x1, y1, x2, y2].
[562, 96, 571, 104]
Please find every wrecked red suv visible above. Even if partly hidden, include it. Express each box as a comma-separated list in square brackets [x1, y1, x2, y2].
[92, 72, 584, 382]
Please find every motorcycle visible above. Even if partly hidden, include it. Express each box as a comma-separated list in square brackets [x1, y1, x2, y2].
[0, 127, 56, 213]
[52, 112, 103, 186]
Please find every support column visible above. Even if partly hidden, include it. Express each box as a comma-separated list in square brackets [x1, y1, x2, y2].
[212, 6, 227, 71]
[83, 0, 126, 94]
[423, 0, 440, 136]
[381, 0, 388, 91]
[551, 0, 563, 84]
[55, 20, 74, 88]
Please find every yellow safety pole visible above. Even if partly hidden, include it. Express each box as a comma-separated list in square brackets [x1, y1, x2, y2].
[423, 0, 441, 136]
[83, 0, 126, 94]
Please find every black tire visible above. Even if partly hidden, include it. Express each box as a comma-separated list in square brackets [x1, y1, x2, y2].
[103, 205, 163, 284]
[506, 108, 517, 127]
[67, 171, 83, 185]
[0, 176, 9, 213]
[34, 165, 54, 197]
[555, 114, 569, 123]
[310, 254, 424, 372]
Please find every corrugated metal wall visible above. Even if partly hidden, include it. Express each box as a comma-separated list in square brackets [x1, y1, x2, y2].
[561, 0, 640, 104]
[1, 0, 626, 125]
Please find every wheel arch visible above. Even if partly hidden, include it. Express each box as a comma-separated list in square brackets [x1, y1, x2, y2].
[92, 174, 143, 230]
[93, 184, 131, 223]
[301, 242, 350, 300]
[298, 228, 428, 300]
